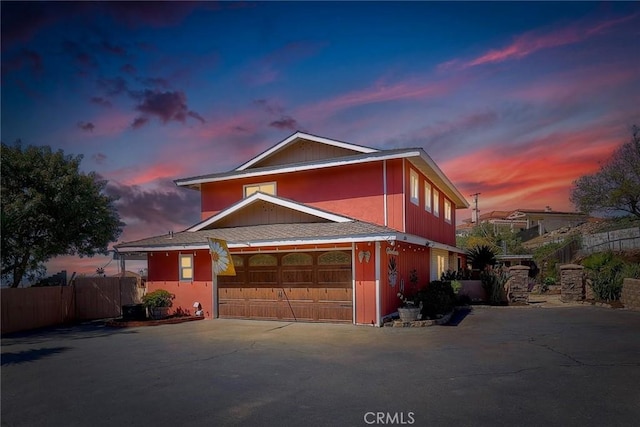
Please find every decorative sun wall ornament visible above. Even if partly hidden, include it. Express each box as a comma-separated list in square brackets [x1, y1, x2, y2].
[208, 238, 236, 276]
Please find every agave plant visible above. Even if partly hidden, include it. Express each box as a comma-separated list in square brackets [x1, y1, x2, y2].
[466, 245, 497, 270]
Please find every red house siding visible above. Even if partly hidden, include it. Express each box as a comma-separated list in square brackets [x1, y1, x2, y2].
[384, 159, 405, 231]
[200, 163, 387, 226]
[354, 242, 377, 325]
[403, 161, 456, 246]
[380, 241, 430, 317]
[147, 281, 214, 318]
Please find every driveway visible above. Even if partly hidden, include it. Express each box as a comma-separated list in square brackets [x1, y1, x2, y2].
[2, 306, 640, 426]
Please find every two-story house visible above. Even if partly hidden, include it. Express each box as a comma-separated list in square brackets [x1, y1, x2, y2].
[115, 132, 469, 325]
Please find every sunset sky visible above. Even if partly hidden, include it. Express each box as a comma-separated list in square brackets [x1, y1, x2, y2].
[2, 1, 639, 277]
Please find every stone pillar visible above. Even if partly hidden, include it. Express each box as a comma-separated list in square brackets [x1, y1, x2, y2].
[560, 264, 585, 302]
[508, 265, 530, 304]
[621, 278, 640, 310]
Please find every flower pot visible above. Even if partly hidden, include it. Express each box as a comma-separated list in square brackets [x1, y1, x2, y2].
[398, 307, 420, 322]
[151, 307, 170, 319]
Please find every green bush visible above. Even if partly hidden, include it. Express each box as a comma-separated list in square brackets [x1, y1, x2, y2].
[541, 276, 556, 293]
[466, 245, 497, 270]
[582, 252, 624, 302]
[416, 281, 455, 319]
[480, 268, 510, 305]
[622, 263, 640, 279]
[142, 289, 175, 309]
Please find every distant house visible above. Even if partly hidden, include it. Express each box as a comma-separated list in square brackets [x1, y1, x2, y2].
[457, 207, 588, 242]
[508, 207, 588, 237]
[456, 210, 528, 237]
[116, 132, 469, 325]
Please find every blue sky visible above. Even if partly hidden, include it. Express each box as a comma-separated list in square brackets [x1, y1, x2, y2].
[2, 1, 639, 276]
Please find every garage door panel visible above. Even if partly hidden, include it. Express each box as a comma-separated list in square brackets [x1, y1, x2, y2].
[282, 269, 313, 285]
[249, 301, 280, 319]
[280, 303, 315, 321]
[317, 267, 351, 286]
[317, 302, 352, 322]
[248, 269, 278, 285]
[219, 251, 352, 323]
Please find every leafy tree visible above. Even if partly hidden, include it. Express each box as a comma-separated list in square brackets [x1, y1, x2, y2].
[571, 126, 640, 218]
[1, 142, 122, 287]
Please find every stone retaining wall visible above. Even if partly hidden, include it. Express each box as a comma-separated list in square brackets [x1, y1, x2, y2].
[560, 264, 585, 302]
[621, 278, 640, 310]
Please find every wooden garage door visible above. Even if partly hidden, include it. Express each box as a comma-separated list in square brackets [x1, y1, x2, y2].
[218, 251, 352, 323]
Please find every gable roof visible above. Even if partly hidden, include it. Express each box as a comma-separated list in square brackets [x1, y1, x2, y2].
[235, 131, 378, 171]
[115, 221, 463, 254]
[187, 192, 353, 232]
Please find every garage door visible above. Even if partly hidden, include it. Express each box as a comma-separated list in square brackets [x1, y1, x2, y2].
[218, 250, 352, 323]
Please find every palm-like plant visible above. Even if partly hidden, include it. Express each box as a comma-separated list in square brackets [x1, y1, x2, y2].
[466, 245, 497, 270]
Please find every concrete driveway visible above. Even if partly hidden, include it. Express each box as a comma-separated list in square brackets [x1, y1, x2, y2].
[2, 306, 640, 427]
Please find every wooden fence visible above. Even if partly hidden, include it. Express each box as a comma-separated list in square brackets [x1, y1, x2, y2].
[1, 277, 142, 335]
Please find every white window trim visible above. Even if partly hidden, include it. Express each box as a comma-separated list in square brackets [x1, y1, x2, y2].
[444, 199, 452, 224]
[433, 190, 440, 217]
[243, 181, 277, 198]
[179, 253, 194, 282]
[409, 169, 419, 206]
[424, 182, 432, 212]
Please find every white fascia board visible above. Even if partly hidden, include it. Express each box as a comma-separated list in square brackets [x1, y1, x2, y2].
[115, 233, 397, 253]
[187, 192, 353, 232]
[413, 151, 470, 209]
[236, 132, 379, 171]
[400, 233, 466, 254]
[177, 151, 421, 187]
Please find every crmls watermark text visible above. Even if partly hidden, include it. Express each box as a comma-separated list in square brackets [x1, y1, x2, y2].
[364, 412, 415, 425]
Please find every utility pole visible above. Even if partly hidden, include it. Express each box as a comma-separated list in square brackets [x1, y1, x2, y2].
[470, 193, 481, 223]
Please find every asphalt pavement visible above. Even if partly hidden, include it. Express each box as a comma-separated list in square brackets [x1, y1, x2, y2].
[2, 305, 639, 427]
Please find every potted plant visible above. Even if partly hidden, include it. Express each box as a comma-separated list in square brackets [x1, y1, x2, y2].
[397, 291, 421, 321]
[142, 289, 175, 319]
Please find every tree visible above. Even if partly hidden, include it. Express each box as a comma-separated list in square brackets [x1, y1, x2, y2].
[571, 126, 640, 218]
[1, 142, 122, 287]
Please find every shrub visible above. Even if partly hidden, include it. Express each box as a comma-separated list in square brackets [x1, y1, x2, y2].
[480, 268, 510, 305]
[622, 263, 640, 279]
[466, 245, 497, 270]
[142, 289, 175, 309]
[541, 276, 556, 293]
[582, 252, 624, 302]
[416, 281, 455, 319]
[450, 280, 462, 294]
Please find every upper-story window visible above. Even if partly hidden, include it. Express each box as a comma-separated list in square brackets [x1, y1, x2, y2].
[409, 169, 419, 205]
[424, 182, 432, 212]
[433, 190, 440, 217]
[244, 182, 276, 198]
[444, 199, 452, 223]
[179, 254, 193, 282]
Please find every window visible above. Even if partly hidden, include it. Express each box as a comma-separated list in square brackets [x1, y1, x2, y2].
[444, 199, 452, 223]
[409, 169, 419, 205]
[424, 183, 432, 212]
[433, 190, 440, 217]
[179, 254, 193, 282]
[244, 182, 276, 198]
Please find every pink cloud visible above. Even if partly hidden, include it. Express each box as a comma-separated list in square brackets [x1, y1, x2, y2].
[297, 76, 462, 122]
[110, 162, 188, 187]
[443, 13, 638, 70]
[443, 126, 624, 215]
